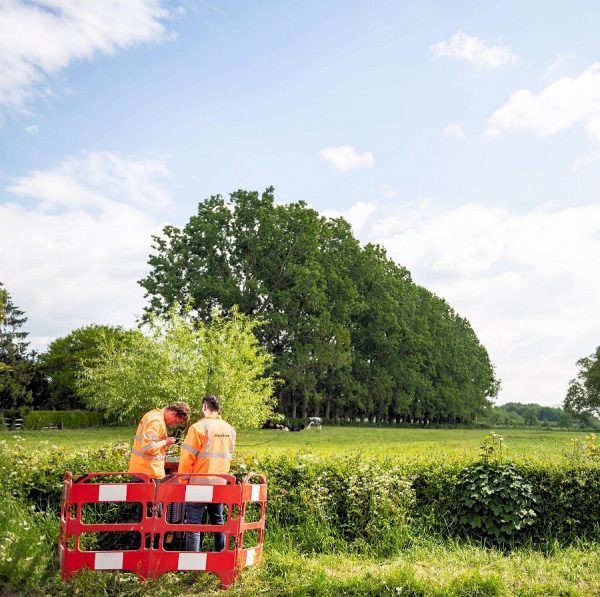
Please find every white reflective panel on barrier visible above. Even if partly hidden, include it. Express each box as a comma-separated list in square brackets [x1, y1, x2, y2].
[185, 485, 214, 502]
[95, 552, 123, 569]
[251, 485, 261, 502]
[178, 552, 207, 570]
[98, 485, 127, 502]
[245, 548, 255, 566]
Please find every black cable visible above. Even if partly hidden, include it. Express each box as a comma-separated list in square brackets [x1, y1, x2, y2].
[235, 429, 293, 447]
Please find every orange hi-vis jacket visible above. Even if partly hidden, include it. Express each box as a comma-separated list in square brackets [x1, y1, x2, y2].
[128, 408, 169, 479]
[178, 414, 236, 484]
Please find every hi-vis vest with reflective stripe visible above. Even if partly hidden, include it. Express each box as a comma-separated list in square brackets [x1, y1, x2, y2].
[178, 415, 236, 484]
[127, 408, 168, 479]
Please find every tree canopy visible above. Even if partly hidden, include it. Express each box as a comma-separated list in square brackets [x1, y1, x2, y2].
[36, 324, 135, 410]
[0, 282, 34, 410]
[139, 188, 499, 423]
[78, 307, 275, 428]
[564, 345, 600, 418]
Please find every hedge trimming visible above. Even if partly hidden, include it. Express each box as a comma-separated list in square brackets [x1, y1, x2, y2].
[22, 410, 106, 429]
[2, 444, 600, 548]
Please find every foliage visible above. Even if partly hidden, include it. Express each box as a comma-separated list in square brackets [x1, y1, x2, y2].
[0, 281, 35, 409]
[78, 307, 275, 429]
[564, 345, 600, 418]
[23, 409, 106, 429]
[244, 452, 415, 556]
[36, 324, 134, 410]
[0, 494, 58, 591]
[139, 188, 499, 424]
[485, 402, 598, 429]
[455, 434, 537, 543]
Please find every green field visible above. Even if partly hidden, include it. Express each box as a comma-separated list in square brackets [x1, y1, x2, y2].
[2, 425, 589, 461]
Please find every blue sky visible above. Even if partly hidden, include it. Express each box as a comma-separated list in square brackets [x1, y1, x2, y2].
[1, 0, 600, 407]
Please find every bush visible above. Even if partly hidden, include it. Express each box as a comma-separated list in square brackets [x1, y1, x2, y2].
[235, 452, 415, 555]
[23, 410, 106, 429]
[456, 460, 537, 543]
[3, 439, 600, 550]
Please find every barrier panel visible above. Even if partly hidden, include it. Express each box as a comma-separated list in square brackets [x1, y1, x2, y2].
[59, 471, 267, 589]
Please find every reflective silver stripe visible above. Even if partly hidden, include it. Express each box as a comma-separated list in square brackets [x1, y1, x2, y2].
[202, 452, 233, 459]
[131, 448, 165, 461]
[181, 443, 200, 456]
[141, 441, 159, 451]
[143, 432, 159, 440]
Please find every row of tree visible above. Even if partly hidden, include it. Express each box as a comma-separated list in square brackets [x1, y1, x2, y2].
[139, 188, 500, 423]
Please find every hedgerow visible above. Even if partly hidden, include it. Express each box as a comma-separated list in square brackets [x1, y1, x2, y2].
[2, 438, 600, 553]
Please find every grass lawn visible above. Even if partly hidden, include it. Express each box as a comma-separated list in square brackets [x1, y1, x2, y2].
[1, 425, 588, 461]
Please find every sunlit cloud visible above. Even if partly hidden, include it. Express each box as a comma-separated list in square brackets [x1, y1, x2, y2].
[0, 0, 169, 108]
[431, 31, 517, 70]
[319, 145, 375, 172]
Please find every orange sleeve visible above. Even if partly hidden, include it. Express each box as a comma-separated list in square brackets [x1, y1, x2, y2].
[141, 416, 165, 456]
[178, 426, 198, 474]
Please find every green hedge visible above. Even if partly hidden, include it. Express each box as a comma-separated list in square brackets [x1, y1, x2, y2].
[22, 410, 106, 429]
[3, 444, 600, 549]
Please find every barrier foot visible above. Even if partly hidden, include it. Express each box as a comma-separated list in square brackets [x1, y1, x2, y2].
[218, 569, 239, 590]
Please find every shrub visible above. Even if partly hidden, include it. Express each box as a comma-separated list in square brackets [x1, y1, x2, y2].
[235, 452, 415, 555]
[456, 460, 537, 543]
[23, 410, 106, 429]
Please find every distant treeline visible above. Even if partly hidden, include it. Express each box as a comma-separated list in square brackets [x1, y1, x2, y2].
[484, 402, 600, 429]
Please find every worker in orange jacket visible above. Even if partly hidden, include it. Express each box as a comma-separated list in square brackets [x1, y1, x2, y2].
[178, 394, 236, 552]
[128, 402, 191, 479]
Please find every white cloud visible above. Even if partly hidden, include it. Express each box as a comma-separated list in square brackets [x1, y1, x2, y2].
[319, 145, 375, 172]
[25, 124, 39, 135]
[443, 122, 466, 139]
[322, 201, 377, 234]
[544, 52, 576, 77]
[0, 151, 171, 350]
[431, 31, 517, 70]
[338, 199, 600, 407]
[487, 63, 600, 139]
[573, 149, 600, 171]
[378, 184, 399, 199]
[0, 0, 168, 108]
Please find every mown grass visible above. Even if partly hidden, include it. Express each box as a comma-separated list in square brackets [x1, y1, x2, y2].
[1, 425, 590, 462]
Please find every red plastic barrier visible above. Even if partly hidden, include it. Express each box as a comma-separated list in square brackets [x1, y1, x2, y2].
[58, 471, 267, 589]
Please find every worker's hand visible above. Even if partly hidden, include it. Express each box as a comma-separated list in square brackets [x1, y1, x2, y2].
[165, 436, 176, 446]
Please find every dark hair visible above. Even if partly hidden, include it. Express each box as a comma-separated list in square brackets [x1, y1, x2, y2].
[202, 394, 220, 412]
[165, 401, 191, 421]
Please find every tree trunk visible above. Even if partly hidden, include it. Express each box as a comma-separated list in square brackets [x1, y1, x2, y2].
[291, 391, 297, 418]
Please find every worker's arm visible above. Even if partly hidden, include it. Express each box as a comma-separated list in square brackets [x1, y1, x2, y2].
[140, 417, 169, 455]
[178, 426, 200, 473]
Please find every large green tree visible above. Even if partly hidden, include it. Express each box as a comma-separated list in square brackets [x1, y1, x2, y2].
[140, 188, 499, 423]
[0, 282, 34, 409]
[564, 346, 600, 417]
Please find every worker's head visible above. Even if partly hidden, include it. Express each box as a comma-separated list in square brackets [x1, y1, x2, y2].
[201, 394, 220, 416]
[164, 401, 191, 426]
